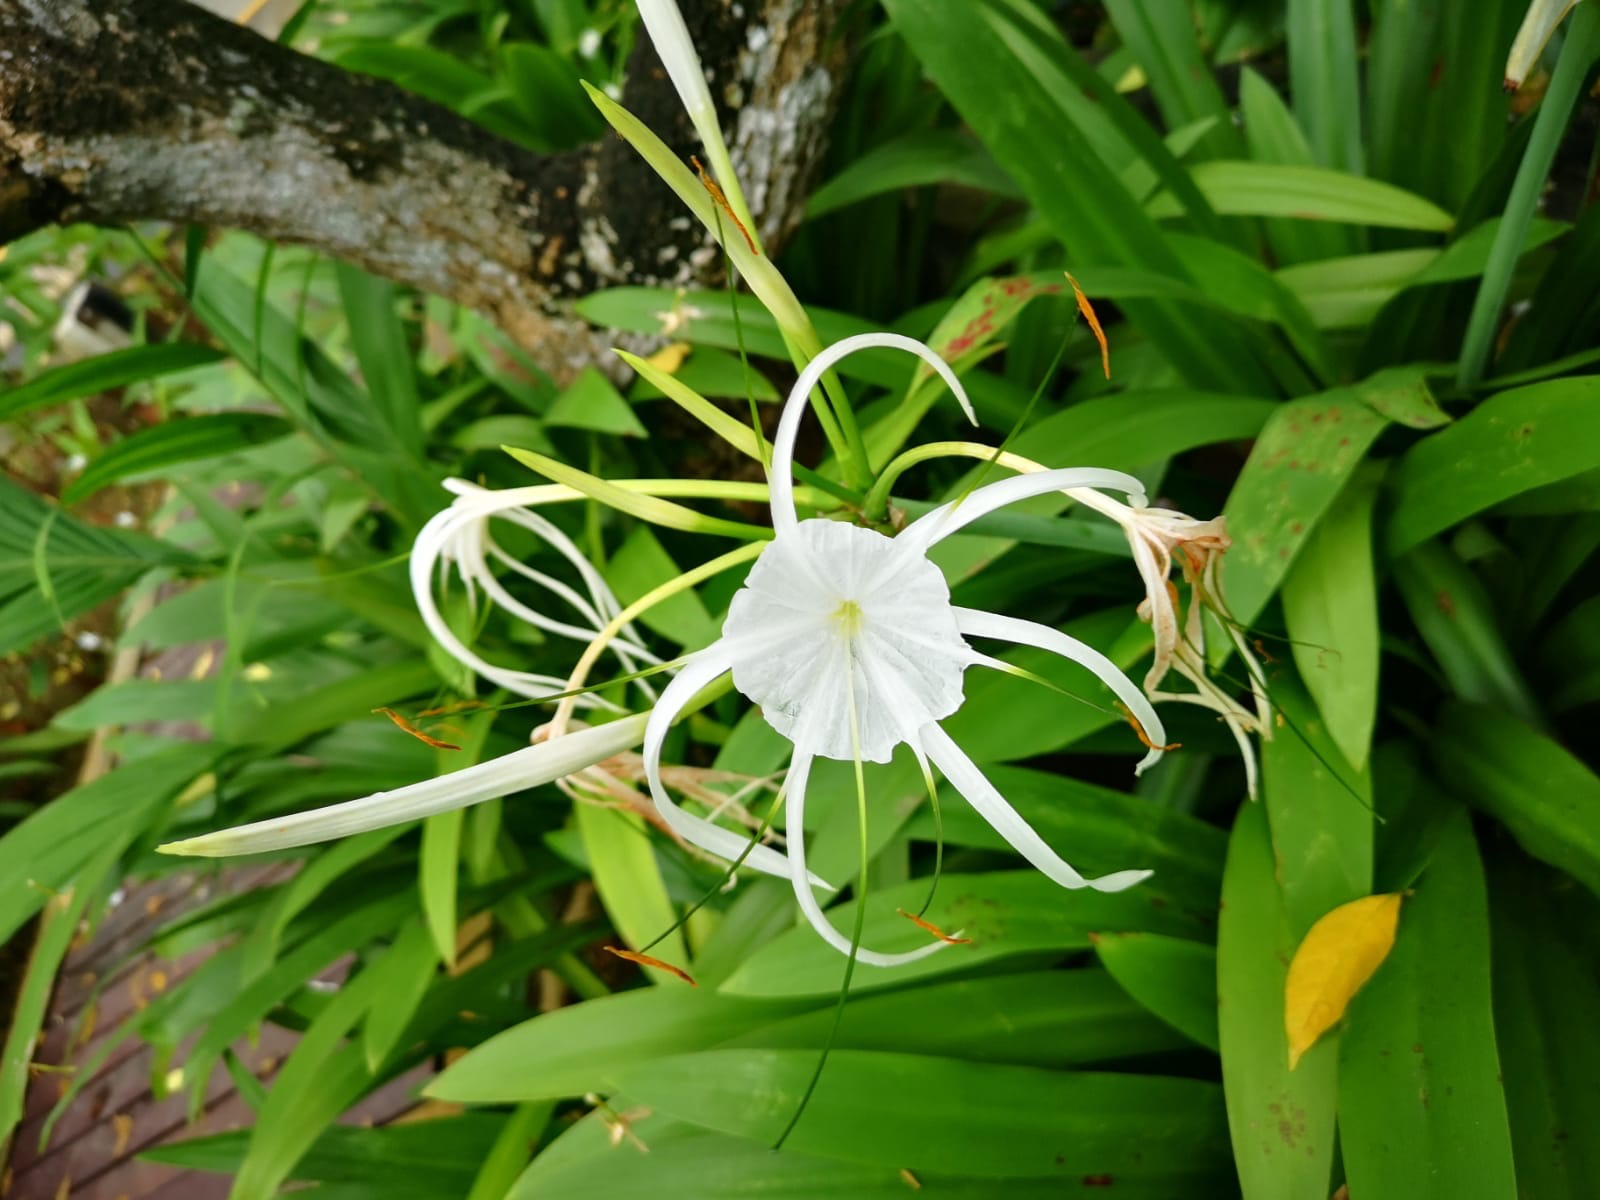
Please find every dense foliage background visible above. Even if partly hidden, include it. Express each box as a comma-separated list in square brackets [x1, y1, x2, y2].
[2, 1, 1598, 1197]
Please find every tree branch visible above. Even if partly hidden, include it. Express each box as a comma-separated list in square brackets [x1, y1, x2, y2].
[0, 0, 845, 373]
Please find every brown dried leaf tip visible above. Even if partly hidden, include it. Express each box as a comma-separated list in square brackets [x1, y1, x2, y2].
[374, 707, 461, 751]
[692, 156, 758, 255]
[604, 946, 698, 986]
[1116, 702, 1181, 754]
[896, 909, 972, 945]
[1065, 271, 1111, 379]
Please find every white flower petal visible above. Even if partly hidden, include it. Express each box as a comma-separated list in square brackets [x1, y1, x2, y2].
[919, 722, 1152, 893]
[769, 332, 976, 534]
[895, 467, 1149, 559]
[410, 483, 653, 706]
[642, 647, 806, 881]
[723, 520, 971, 762]
[635, 0, 718, 124]
[783, 750, 949, 967]
[955, 606, 1168, 775]
[161, 715, 650, 857]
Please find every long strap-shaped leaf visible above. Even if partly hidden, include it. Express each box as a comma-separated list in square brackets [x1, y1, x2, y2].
[881, 0, 1279, 395]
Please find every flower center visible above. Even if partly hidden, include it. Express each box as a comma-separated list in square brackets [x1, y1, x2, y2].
[721, 520, 971, 763]
[832, 598, 865, 637]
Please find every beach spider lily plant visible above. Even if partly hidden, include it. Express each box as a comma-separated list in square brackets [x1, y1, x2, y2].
[641, 332, 1173, 966]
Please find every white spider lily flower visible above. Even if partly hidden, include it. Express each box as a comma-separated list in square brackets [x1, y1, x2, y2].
[160, 714, 649, 856]
[412, 478, 660, 709]
[163, 484, 668, 858]
[642, 333, 1171, 966]
[1044, 480, 1269, 797]
[1134, 539, 1272, 798]
[1114, 507, 1231, 694]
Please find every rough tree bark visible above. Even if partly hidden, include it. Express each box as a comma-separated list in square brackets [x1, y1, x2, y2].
[0, 0, 845, 375]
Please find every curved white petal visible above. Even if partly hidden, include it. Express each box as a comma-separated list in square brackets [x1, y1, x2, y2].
[722, 520, 970, 762]
[895, 467, 1149, 559]
[409, 483, 653, 707]
[770, 333, 976, 535]
[956, 606, 1168, 775]
[635, 0, 718, 125]
[783, 750, 949, 968]
[642, 647, 803, 881]
[1156, 689, 1262, 801]
[161, 714, 650, 857]
[919, 721, 1151, 893]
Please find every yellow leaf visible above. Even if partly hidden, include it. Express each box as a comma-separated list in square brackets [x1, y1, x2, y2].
[645, 342, 692, 374]
[1284, 892, 1403, 1069]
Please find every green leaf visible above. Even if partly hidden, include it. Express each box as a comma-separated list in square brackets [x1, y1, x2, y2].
[0, 476, 190, 656]
[1387, 376, 1600, 555]
[1366, 0, 1519, 208]
[361, 921, 441, 1072]
[626, 345, 778, 403]
[1218, 802, 1339, 1200]
[1338, 809, 1517, 1200]
[1279, 248, 1440, 329]
[503, 42, 605, 147]
[1488, 848, 1600, 1199]
[931, 393, 1275, 584]
[865, 272, 1075, 464]
[179, 889, 417, 1114]
[720, 968, 1190, 1066]
[186, 253, 437, 528]
[1262, 680, 1373, 937]
[1092, 932, 1220, 1051]
[1459, 4, 1600, 386]
[505, 448, 770, 541]
[1435, 701, 1600, 899]
[1394, 543, 1542, 726]
[225, 967, 394, 1200]
[616, 350, 759, 458]
[51, 678, 216, 732]
[1221, 367, 1435, 631]
[719, 870, 1202, 998]
[1282, 463, 1382, 770]
[807, 130, 1017, 218]
[63, 411, 292, 502]
[0, 342, 225, 422]
[0, 744, 213, 945]
[466, 1104, 555, 1200]
[882, 0, 1276, 392]
[605, 526, 719, 648]
[575, 800, 691, 980]
[429, 988, 816, 1103]
[336, 263, 424, 458]
[514, 1116, 1086, 1199]
[612, 1049, 1230, 1182]
[1148, 162, 1454, 230]
[1105, 0, 1236, 157]
[546, 366, 649, 438]
[0, 841, 121, 1145]
[899, 762, 1227, 912]
[1285, 0, 1364, 173]
[142, 1118, 503, 1192]
[421, 809, 464, 966]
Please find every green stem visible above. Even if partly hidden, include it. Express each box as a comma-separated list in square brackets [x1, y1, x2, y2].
[1458, 4, 1600, 387]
